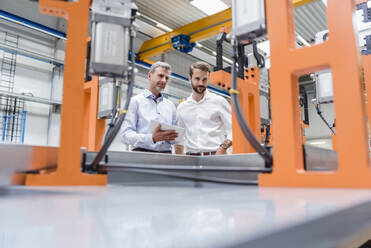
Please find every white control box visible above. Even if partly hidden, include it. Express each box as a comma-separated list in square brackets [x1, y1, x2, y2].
[314, 30, 334, 104]
[232, 0, 266, 41]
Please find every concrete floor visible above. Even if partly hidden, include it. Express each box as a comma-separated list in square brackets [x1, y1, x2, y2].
[1, 182, 371, 248]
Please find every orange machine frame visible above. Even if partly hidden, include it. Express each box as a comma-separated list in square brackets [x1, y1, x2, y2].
[259, 0, 371, 188]
[210, 67, 261, 154]
[23, 0, 107, 186]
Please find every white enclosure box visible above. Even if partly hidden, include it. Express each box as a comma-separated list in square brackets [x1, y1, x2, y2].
[93, 23, 129, 66]
[98, 77, 115, 119]
[314, 30, 334, 104]
[232, 0, 266, 41]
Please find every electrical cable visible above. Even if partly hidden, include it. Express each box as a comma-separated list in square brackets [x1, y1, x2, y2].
[252, 40, 265, 68]
[231, 40, 273, 166]
[315, 104, 336, 135]
[264, 125, 271, 146]
[89, 25, 136, 171]
[103, 82, 121, 144]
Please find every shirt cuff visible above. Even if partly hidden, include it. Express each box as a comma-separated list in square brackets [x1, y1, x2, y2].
[145, 133, 155, 145]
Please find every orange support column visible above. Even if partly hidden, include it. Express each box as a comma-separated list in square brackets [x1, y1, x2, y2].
[210, 67, 261, 154]
[233, 67, 261, 154]
[25, 0, 107, 186]
[259, 0, 371, 188]
[363, 56, 371, 127]
[82, 77, 106, 152]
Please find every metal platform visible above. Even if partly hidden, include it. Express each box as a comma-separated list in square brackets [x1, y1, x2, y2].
[0, 143, 338, 185]
[2, 144, 371, 247]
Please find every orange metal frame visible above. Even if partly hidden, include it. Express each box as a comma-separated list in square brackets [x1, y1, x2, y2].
[23, 0, 107, 186]
[259, 0, 371, 188]
[210, 67, 261, 154]
[82, 77, 106, 152]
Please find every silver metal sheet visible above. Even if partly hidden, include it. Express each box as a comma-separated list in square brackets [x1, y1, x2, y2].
[0, 144, 58, 185]
[0, 144, 338, 185]
[304, 144, 337, 171]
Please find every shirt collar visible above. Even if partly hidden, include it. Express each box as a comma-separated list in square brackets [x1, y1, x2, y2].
[143, 89, 163, 102]
[188, 89, 210, 104]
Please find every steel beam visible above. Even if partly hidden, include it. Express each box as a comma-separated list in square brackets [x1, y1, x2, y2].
[137, 0, 316, 60]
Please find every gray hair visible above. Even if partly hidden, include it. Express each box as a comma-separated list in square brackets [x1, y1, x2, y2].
[149, 61, 171, 74]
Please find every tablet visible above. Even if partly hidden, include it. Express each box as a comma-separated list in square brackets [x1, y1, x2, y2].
[149, 120, 185, 144]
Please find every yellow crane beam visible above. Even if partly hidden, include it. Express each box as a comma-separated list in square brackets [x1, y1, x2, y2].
[137, 0, 316, 60]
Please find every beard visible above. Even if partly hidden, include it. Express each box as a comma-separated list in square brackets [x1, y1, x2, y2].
[154, 84, 165, 93]
[192, 84, 206, 94]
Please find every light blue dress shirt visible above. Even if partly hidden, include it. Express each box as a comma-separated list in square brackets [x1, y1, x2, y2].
[121, 89, 177, 152]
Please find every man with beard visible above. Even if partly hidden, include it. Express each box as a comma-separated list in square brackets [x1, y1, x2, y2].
[175, 61, 232, 155]
[121, 61, 178, 153]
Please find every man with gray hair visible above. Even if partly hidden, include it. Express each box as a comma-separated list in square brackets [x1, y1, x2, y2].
[121, 61, 178, 153]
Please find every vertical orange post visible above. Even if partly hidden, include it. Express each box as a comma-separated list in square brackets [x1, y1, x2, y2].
[25, 0, 107, 185]
[82, 77, 106, 152]
[363, 56, 371, 127]
[209, 68, 261, 154]
[233, 68, 261, 154]
[259, 0, 371, 188]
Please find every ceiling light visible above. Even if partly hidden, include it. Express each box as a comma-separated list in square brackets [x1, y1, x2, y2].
[196, 43, 203, 48]
[222, 56, 232, 64]
[156, 23, 173, 32]
[190, 0, 229, 16]
[309, 141, 326, 145]
[296, 34, 311, 47]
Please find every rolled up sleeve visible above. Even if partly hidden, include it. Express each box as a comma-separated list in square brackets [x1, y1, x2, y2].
[121, 99, 155, 148]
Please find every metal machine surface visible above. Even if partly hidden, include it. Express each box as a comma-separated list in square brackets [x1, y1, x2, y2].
[0, 143, 336, 185]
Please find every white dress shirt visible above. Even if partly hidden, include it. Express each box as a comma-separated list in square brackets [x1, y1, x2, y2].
[121, 89, 177, 152]
[177, 90, 232, 153]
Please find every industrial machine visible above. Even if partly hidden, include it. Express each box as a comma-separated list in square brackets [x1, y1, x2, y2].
[1, 0, 371, 189]
[3, 1, 371, 247]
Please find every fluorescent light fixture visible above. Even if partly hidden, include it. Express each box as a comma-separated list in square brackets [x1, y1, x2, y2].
[309, 141, 326, 145]
[190, 0, 229, 16]
[222, 56, 232, 64]
[212, 51, 217, 56]
[156, 23, 173, 32]
[296, 34, 311, 47]
[196, 43, 203, 48]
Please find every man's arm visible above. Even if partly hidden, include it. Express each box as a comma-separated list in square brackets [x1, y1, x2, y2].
[216, 98, 233, 155]
[174, 105, 186, 154]
[121, 99, 155, 148]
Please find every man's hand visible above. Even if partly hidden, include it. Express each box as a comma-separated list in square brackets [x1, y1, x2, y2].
[175, 145, 184, 154]
[215, 140, 232, 155]
[215, 146, 227, 155]
[152, 124, 178, 143]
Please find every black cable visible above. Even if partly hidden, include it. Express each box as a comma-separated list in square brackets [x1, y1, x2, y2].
[315, 105, 336, 135]
[264, 124, 271, 146]
[231, 42, 273, 166]
[103, 83, 120, 144]
[90, 28, 136, 171]
[252, 40, 265, 68]
[98, 167, 259, 185]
